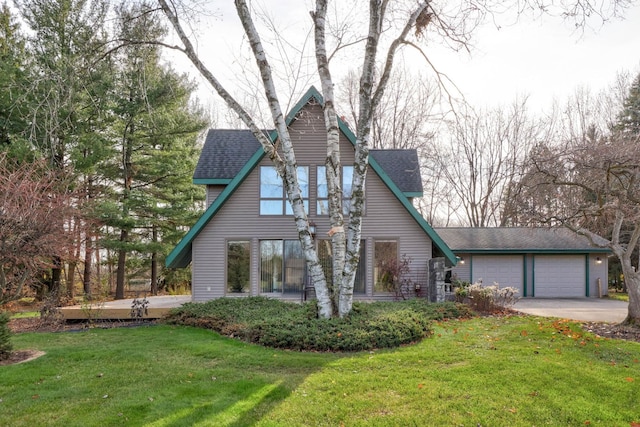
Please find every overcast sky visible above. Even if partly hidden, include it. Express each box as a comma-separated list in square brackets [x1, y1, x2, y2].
[172, 1, 640, 116]
[430, 2, 640, 111]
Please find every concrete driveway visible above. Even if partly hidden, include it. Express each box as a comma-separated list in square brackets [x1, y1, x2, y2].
[514, 298, 628, 323]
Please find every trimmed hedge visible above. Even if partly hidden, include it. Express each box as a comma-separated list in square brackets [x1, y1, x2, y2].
[164, 297, 472, 352]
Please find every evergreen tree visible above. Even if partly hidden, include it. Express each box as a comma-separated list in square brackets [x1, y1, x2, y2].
[0, 3, 29, 158]
[16, 0, 111, 298]
[615, 72, 640, 138]
[101, 4, 206, 299]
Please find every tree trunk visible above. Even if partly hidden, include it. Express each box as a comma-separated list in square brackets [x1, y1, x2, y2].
[50, 256, 61, 295]
[151, 224, 158, 295]
[115, 229, 128, 300]
[83, 235, 93, 298]
[66, 261, 76, 299]
[621, 259, 640, 325]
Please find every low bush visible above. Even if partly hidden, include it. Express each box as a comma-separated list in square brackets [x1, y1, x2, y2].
[164, 297, 471, 352]
[455, 281, 519, 312]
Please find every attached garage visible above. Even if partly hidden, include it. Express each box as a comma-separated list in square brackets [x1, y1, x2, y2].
[435, 227, 610, 299]
[533, 255, 586, 297]
[471, 255, 524, 295]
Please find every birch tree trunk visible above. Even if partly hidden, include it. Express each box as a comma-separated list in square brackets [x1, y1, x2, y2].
[312, 0, 345, 314]
[160, 0, 432, 318]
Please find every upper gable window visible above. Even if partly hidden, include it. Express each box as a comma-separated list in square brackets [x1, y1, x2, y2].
[317, 165, 354, 215]
[260, 166, 309, 215]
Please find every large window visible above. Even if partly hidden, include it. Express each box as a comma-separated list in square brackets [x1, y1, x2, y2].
[317, 240, 366, 294]
[260, 240, 305, 294]
[374, 240, 398, 293]
[227, 240, 250, 293]
[260, 166, 308, 215]
[317, 165, 354, 215]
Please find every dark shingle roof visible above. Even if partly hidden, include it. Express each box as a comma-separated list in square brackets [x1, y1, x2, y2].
[434, 227, 603, 252]
[193, 129, 263, 180]
[194, 130, 423, 194]
[370, 149, 423, 194]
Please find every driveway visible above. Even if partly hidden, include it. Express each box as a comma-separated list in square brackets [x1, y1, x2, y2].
[514, 298, 627, 323]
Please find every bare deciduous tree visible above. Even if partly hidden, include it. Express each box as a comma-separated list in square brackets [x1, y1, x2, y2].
[513, 73, 640, 325]
[0, 154, 79, 306]
[428, 99, 541, 227]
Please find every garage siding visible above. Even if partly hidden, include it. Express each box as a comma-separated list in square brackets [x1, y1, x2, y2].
[533, 255, 586, 297]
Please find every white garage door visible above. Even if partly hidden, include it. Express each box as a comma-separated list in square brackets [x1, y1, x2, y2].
[534, 255, 586, 297]
[472, 255, 523, 295]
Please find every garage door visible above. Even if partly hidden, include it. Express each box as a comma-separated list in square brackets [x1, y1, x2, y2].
[534, 255, 586, 297]
[471, 255, 523, 295]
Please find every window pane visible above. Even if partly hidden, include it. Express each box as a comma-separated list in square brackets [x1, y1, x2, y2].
[260, 240, 283, 293]
[343, 166, 353, 198]
[317, 166, 327, 198]
[260, 200, 283, 215]
[260, 166, 283, 198]
[227, 241, 250, 293]
[298, 166, 309, 197]
[374, 240, 398, 293]
[283, 240, 304, 293]
[318, 240, 366, 295]
[317, 200, 329, 216]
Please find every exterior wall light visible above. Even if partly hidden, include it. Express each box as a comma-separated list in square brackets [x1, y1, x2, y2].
[458, 256, 465, 265]
[596, 256, 602, 264]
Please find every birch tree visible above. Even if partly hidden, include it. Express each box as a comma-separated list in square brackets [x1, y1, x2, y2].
[156, 0, 633, 318]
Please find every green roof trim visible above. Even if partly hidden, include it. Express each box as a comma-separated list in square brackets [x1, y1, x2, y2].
[452, 248, 610, 254]
[166, 147, 265, 268]
[166, 85, 456, 267]
[193, 178, 232, 185]
[403, 191, 423, 198]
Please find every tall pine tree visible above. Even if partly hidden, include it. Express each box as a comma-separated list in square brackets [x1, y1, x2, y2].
[101, 3, 206, 299]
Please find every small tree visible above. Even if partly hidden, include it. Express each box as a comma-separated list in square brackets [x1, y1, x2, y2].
[0, 154, 78, 306]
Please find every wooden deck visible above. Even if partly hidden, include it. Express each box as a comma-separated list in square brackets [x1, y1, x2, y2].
[59, 295, 192, 320]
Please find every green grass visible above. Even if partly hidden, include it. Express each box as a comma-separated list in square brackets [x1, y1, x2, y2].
[10, 311, 39, 319]
[2, 316, 640, 426]
[608, 292, 630, 302]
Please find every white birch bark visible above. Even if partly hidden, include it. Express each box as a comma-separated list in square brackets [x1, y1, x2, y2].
[159, 0, 333, 318]
[312, 0, 345, 314]
[161, 0, 430, 318]
[339, 1, 431, 317]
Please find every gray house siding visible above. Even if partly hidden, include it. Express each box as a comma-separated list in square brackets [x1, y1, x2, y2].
[206, 186, 225, 208]
[190, 102, 433, 302]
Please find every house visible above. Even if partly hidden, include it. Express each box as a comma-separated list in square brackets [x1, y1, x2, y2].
[166, 87, 457, 302]
[435, 227, 610, 298]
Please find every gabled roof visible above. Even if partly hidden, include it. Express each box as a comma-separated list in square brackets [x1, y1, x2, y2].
[434, 227, 608, 254]
[167, 86, 455, 268]
[193, 130, 424, 196]
[370, 149, 423, 196]
[193, 129, 262, 184]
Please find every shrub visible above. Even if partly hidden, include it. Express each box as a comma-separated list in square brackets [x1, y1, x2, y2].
[164, 297, 471, 352]
[456, 281, 519, 313]
[0, 311, 13, 360]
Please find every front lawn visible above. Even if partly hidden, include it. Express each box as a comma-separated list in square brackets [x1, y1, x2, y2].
[2, 316, 639, 426]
